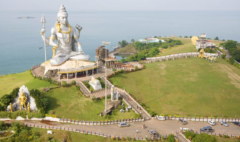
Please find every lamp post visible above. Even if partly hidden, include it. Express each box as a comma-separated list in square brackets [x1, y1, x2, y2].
[41, 14, 47, 62]
[102, 41, 111, 112]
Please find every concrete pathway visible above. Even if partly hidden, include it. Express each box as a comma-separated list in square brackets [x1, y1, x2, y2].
[90, 89, 111, 98]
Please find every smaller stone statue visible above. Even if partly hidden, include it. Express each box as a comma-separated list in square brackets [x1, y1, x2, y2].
[9, 103, 13, 113]
[27, 102, 30, 113]
[18, 89, 27, 110]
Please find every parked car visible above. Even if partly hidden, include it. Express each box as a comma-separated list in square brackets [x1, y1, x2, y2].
[156, 116, 165, 121]
[208, 120, 216, 126]
[148, 129, 159, 138]
[233, 122, 240, 127]
[179, 119, 187, 125]
[220, 121, 229, 127]
[200, 126, 214, 132]
[118, 122, 130, 127]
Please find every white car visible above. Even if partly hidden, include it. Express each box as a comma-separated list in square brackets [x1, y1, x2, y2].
[118, 122, 130, 127]
[220, 121, 229, 127]
[156, 116, 165, 121]
[208, 120, 216, 126]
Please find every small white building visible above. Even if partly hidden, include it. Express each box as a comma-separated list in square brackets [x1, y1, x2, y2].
[89, 76, 102, 91]
[196, 39, 216, 50]
[138, 38, 165, 43]
[138, 39, 147, 43]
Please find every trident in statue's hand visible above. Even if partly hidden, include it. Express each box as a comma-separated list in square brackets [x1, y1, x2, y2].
[41, 14, 47, 62]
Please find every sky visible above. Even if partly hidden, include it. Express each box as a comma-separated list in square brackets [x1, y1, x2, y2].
[1, 0, 240, 12]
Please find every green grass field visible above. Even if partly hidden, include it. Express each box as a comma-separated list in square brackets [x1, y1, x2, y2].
[45, 86, 137, 120]
[0, 71, 57, 98]
[0, 71, 136, 121]
[160, 38, 197, 56]
[110, 58, 240, 117]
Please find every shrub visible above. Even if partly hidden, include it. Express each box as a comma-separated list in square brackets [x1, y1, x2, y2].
[221, 54, 226, 59]
[229, 57, 235, 65]
[184, 130, 196, 140]
[135, 66, 138, 71]
[62, 81, 68, 87]
[71, 80, 76, 85]
[30, 89, 48, 114]
[0, 88, 19, 108]
[98, 77, 105, 88]
[167, 134, 175, 142]
[112, 68, 116, 72]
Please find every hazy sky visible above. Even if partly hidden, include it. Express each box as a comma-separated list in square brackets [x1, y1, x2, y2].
[1, 0, 240, 11]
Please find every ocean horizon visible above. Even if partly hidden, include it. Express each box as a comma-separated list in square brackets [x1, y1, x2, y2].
[0, 11, 239, 75]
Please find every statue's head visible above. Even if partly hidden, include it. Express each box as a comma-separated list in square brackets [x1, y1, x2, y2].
[57, 5, 68, 25]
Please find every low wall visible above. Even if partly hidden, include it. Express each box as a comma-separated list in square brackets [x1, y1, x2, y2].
[24, 122, 170, 141]
[58, 117, 143, 125]
[155, 116, 240, 122]
[116, 87, 152, 119]
[146, 52, 218, 62]
[0, 116, 59, 122]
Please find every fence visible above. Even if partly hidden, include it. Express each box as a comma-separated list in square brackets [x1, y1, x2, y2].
[144, 52, 219, 63]
[78, 81, 91, 96]
[23, 122, 170, 141]
[155, 116, 240, 122]
[101, 77, 152, 119]
[58, 117, 143, 125]
[235, 60, 240, 65]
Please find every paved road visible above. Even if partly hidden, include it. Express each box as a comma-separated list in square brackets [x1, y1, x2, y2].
[20, 119, 240, 137]
[224, 49, 232, 59]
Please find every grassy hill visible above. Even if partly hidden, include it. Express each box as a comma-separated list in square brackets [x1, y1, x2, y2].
[160, 38, 197, 56]
[117, 37, 223, 57]
[110, 58, 240, 117]
[0, 71, 57, 98]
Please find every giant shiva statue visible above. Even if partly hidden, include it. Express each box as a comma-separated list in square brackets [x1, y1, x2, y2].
[40, 5, 90, 66]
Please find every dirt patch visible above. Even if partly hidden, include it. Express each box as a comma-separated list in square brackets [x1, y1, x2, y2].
[159, 63, 166, 75]
[218, 64, 240, 89]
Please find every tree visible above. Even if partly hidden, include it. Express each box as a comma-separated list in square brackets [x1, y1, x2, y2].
[231, 49, 240, 62]
[214, 36, 219, 40]
[190, 36, 192, 38]
[184, 36, 188, 38]
[179, 36, 182, 38]
[118, 40, 128, 47]
[131, 39, 135, 43]
[167, 134, 175, 142]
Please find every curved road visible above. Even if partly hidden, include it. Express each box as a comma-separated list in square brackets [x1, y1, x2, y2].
[17, 119, 240, 138]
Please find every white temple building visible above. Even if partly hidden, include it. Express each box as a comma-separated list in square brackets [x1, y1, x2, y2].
[89, 76, 102, 91]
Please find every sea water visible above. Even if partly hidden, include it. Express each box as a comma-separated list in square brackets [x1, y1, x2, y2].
[0, 11, 239, 75]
